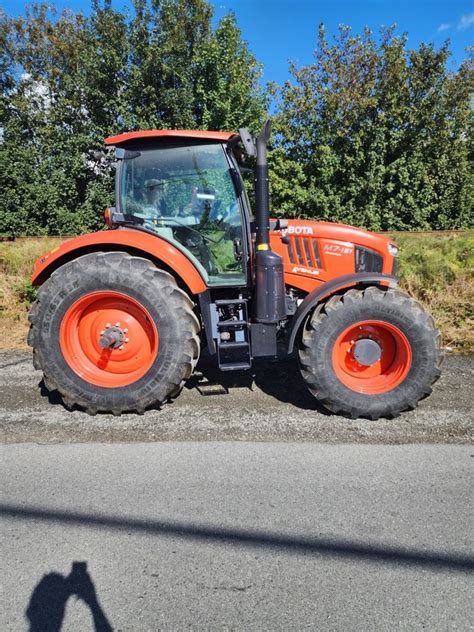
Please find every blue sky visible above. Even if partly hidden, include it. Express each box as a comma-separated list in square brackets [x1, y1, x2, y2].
[5, 0, 473, 86]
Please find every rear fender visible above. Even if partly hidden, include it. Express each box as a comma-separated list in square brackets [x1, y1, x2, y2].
[286, 273, 397, 354]
[31, 229, 208, 295]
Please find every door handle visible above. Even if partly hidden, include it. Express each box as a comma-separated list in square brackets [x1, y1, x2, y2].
[233, 237, 243, 261]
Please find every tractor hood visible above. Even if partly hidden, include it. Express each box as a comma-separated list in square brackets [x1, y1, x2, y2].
[269, 219, 398, 293]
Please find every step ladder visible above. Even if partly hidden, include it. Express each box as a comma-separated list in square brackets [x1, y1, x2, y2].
[214, 298, 252, 371]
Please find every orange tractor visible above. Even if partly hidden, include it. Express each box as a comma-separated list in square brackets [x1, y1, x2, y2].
[29, 121, 442, 418]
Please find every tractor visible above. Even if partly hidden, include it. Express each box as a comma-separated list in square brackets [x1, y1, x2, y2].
[28, 121, 442, 418]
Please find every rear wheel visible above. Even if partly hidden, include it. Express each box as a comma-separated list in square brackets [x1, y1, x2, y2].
[299, 286, 442, 419]
[28, 252, 200, 414]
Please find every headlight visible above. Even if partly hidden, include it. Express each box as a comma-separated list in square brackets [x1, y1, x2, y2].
[388, 243, 399, 257]
[355, 247, 383, 273]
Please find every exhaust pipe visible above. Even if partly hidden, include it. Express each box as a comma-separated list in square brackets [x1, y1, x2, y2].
[253, 120, 286, 324]
[254, 120, 271, 248]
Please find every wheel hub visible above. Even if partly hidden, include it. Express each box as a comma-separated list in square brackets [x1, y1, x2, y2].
[332, 320, 412, 395]
[352, 338, 382, 366]
[99, 325, 125, 349]
[60, 291, 158, 388]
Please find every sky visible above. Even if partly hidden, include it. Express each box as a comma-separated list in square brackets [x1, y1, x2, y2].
[4, 0, 474, 86]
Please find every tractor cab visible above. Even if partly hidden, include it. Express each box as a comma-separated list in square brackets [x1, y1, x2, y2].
[108, 132, 252, 288]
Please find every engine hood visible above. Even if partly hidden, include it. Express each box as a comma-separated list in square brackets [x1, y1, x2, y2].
[269, 219, 397, 293]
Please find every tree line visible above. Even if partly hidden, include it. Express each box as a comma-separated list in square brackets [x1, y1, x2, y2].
[1, 0, 472, 236]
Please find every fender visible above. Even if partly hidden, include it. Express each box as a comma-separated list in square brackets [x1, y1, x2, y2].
[286, 273, 398, 354]
[31, 228, 208, 295]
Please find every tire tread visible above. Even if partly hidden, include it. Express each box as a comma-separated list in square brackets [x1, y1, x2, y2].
[299, 286, 442, 419]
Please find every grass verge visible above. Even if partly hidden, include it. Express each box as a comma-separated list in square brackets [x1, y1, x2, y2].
[394, 232, 473, 353]
[0, 238, 64, 350]
[0, 232, 473, 352]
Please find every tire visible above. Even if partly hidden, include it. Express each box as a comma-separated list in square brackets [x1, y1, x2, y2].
[299, 286, 442, 420]
[28, 252, 200, 415]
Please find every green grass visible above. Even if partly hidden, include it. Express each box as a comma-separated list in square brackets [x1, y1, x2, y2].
[0, 237, 65, 275]
[0, 232, 473, 351]
[393, 231, 473, 352]
[0, 238, 64, 349]
[395, 232, 473, 290]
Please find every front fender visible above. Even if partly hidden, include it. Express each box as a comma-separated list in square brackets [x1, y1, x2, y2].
[286, 273, 397, 354]
[31, 228, 208, 295]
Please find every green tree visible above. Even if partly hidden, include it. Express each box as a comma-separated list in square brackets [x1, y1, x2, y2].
[194, 13, 266, 131]
[0, 3, 120, 235]
[270, 25, 473, 231]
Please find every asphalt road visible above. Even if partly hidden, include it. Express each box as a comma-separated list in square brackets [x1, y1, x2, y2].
[0, 352, 472, 443]
[1, 443, 473, 631]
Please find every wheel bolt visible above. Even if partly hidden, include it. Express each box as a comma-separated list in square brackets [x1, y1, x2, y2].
[119, 345, 124, 350]
[123, 328, 128, 333]
[125, 338, 129, 343]
[115, 322, 120, 327]
[106, 323, 111, 328]
[100, 330, 105, 335]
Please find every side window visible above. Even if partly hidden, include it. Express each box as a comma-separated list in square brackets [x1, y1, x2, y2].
[121, 143, 246, 286]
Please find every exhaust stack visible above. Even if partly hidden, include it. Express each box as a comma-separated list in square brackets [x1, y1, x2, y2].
[252, 120, 286, 324]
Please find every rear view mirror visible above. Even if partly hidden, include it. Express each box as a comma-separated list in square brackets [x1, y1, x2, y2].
[238, 128, 256, 157]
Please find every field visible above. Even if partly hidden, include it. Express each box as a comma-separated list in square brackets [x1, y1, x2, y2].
[0, 232, 473, 352]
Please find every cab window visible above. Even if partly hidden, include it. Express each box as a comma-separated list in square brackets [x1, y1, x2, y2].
[120, 143, 246, 286]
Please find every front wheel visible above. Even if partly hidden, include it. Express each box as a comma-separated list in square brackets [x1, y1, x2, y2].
[299, 286, 442, 419]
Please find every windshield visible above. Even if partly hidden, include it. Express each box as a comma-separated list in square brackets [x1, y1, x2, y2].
[120, 143, 245, 286]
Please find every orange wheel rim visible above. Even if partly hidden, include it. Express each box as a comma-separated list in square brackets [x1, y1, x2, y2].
[332, 320, 412, 394]
[60, 291, 159, 388]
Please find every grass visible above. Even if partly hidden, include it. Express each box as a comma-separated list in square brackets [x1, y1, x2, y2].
[0, 237, 64, 350]
[393, 231, 474, 353]
[0, 232, 473, 352]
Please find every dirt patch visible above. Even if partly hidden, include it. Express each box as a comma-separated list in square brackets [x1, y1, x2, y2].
[0, 320, 29, 351]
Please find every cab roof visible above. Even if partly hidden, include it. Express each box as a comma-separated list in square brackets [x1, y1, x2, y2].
[104, 129, 236, 145]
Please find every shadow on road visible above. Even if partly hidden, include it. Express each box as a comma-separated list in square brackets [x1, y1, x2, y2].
[4, 503, 473, 574]
[26, 561, 112, 632]
[187, 353, 330, 413]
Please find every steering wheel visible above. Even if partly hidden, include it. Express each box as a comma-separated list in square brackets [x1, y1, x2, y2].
[171, 225, 219, 274]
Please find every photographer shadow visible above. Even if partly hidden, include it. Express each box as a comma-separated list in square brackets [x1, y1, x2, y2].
[26, 561, 112, 632]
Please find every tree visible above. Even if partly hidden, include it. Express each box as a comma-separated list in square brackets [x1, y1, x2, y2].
[194, 13, 266, 131]
[0, 3, 120, 235]
[270, 25, 473, 231]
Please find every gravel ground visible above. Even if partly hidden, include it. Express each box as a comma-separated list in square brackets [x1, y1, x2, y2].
[1, 351, 472, 444]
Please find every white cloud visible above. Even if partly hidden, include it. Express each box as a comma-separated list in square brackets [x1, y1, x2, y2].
[457, 13, 474, 30]
[437, 23, 451, 32]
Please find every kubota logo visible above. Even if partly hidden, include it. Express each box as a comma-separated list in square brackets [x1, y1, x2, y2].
[287, 226, 314, 235]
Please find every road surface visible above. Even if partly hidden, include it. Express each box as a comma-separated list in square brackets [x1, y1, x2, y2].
[1, 443, 473, 631]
